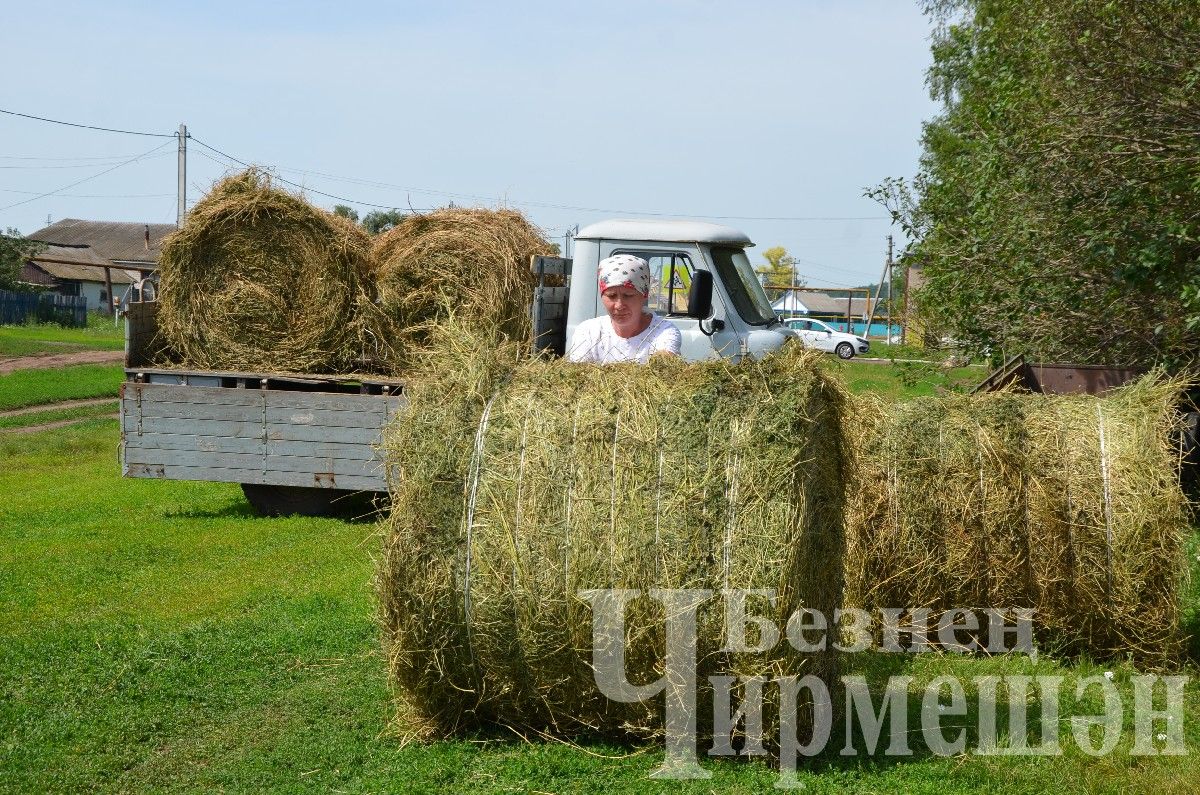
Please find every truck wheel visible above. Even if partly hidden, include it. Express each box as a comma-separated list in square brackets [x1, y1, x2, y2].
[836, 342, 855, 359]
[240, 484, 380, 518]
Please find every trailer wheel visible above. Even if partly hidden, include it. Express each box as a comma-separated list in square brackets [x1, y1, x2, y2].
[240, 484, 381, 518]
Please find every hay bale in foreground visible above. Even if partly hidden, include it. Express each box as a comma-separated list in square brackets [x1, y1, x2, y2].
[844, 377, 1188, 663]
[378, 339, 845, 743]
[157, 169, 375, 373]
[370, 209, 552, 367]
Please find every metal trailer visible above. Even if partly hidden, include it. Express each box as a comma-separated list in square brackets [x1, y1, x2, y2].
[118, 301, 405, 516]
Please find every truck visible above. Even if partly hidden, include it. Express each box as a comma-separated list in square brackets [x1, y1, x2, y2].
[119, 218, 798, 516]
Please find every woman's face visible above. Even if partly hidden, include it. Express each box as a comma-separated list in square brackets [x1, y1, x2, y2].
[601, 285, 646, 326]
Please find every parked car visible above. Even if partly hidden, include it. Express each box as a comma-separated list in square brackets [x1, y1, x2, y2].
[782, 317, 870, 359]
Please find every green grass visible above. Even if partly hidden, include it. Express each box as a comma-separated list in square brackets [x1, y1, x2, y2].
[0, 400, 118, 430]
[822, 357, 982, 401]
[2, 420, 1198, 793]
[0, 364, 123, 411]
[0, 312, 126, 357]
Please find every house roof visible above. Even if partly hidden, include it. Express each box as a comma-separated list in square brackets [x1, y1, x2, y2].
[22, 243, 135, 284]
[775, 292, 872, 318]
[800, 293, 871, 317]
[27, 218, 175, 265]
[28, 242, 113, 269]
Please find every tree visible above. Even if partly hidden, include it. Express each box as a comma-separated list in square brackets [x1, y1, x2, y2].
[0, 229, 42, 292]
[332, 204, 359, 223]
[872, 0, 1200, 367]
[755, 246, 803, 302]
[361, 210, 405, 235]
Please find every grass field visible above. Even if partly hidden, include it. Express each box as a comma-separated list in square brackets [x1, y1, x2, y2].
[0, 356, 1192, 791]
[0, 364, 123, 411]
[0, 313, 126, 357]
[2, 416, 1198, 793]
[823, 357, 983, 400]
[0, 400, 118, 430]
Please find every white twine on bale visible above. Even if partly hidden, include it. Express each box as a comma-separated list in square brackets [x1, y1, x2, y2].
[563, 405, 580, 591]
[609, 412, 620, 586]
[977, 440, 991, 606]
[512, 413, 529, 587]
[461, 392, 498, 674]
[1097, 404, 1115, 597]
[654, 445, 665, 581]
[723, 450, 741, 592]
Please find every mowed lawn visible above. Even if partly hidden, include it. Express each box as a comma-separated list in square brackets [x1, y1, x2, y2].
[2, 388, 1199, 791]
[0, 315, 126, 358]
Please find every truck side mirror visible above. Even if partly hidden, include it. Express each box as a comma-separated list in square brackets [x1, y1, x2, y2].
[686, 269, 714, 319]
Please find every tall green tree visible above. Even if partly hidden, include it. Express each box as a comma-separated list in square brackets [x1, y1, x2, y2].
[361, 210, 405, 235]
[873, 0, 1200, 366]
[332, 204, 359, 222]
[756, 246, 803, 302]
[0, 229, 42, 292]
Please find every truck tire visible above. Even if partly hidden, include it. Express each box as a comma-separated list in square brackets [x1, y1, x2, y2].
[240, 484, 380, 518]
[836, 342, 855, 359]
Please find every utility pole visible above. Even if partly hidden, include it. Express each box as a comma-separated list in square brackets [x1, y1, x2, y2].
[885, 235, 894, 342]
[177, 123, 187, 227]
[563, 224, 578, 259]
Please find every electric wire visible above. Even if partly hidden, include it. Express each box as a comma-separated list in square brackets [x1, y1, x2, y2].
[0, 107, 175, 138]
[0, 140, 175, 212]
[2, 107, 889, 224]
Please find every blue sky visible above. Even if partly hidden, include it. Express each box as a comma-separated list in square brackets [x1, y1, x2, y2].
[0, 1, 937, 288]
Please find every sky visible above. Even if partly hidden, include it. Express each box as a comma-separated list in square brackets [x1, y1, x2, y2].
[0, 0, 939, 289]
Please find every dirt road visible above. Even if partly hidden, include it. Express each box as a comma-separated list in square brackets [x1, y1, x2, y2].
[0, 350, 123, 374]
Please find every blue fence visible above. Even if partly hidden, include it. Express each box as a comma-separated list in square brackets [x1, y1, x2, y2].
[822, 320, 902, 338]
[0, 290, 89, 327]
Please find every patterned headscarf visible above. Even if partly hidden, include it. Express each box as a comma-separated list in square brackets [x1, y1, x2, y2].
[597, 254, 651, 296]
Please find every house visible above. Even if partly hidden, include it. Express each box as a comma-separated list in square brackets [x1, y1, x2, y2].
[771, 291, 870, 323]
[20, 242, 139, 311]
[27, 218, 174, 277]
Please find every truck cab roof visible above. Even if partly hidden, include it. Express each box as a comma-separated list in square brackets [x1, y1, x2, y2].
[574, 219, 753, 247]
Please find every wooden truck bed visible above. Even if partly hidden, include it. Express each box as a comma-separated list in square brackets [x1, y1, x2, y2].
[120, 376, 404, 492]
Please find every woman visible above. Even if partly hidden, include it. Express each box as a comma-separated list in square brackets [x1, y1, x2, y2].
[566, 254, 682, 364]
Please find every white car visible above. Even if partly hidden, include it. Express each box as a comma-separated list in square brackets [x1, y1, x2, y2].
[783, 317, 870, 359]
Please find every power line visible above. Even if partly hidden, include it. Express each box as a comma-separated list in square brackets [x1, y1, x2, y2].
[0, 152, 174, 170]
[0, 153, 164, 162]
[262, 161, 886, 222]
[0, 140, 175, 212]
[0, 188, 174, 198]
[1, 107, 889, 224]
[0, 107, 175, 138]
[190, 137, 422, 211]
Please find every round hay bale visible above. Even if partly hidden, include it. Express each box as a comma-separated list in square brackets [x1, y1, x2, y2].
[157, 169, 375, 373]
[370, 208, 553, 367]
[378, 339, 846, 745]
[843, 377, 1188, 664]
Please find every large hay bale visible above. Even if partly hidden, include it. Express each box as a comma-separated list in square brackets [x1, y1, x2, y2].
[844, 377, 1188, 663]
[378, 338, 846, 744]
[157, 169, 375, 373]
[370, 208, 552, 367]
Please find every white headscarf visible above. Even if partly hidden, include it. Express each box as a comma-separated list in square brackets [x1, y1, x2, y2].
[597, 254, 651, 296]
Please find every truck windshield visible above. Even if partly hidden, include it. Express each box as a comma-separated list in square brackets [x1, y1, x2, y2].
[709, 246, 778, 326]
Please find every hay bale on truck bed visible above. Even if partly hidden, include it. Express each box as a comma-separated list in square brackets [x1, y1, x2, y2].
[370, 208, 553, 368]
[378, 339, 846, 747]
[156, 169, 375, 373]
[844, 377, 1189, 664]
